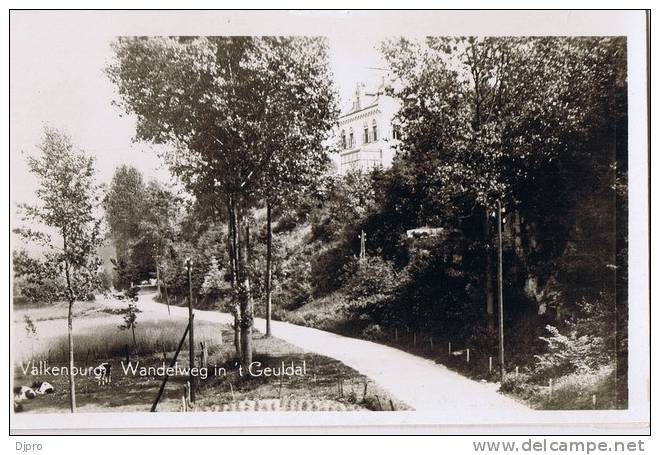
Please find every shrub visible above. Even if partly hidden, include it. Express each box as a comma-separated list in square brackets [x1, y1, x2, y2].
[465, 323, 498, 357]
[310, 244, 352, 296]
[98, 270, 113, 293]
[339, 256, 397, 326]
[388, 247, 473, 335]
[275, 277, 312, 311]
[275, 245, 314, 310]
[534, 324, 607, 379]
[282, 293, 348, 331]
[273, 210, 300, 234]
[538, 365, 616, 410]
[342, 294, 392, 325]
[361, 323, 385, 341]
[201, 257, 229, 298]
[341, 256, 396, 300]
[499, 371, 533, 396]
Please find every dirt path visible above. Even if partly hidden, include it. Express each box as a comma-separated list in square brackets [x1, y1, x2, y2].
[135, 291, 530, 414]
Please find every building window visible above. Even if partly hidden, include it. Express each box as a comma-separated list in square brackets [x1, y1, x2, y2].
[392, 124, 401, 140]
[363, 123, 369, 144]
[349, 128, 354, 148]
[372, 120, 378, 142]
[340, 130, 346, 149]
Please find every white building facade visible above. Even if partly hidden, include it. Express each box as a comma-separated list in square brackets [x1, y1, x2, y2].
[333, 82, 400, 175]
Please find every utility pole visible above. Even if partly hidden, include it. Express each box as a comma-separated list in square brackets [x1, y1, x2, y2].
[497, 200, 505, 382]
[266, 202, 272, 337]
[185, 257, 195, 402]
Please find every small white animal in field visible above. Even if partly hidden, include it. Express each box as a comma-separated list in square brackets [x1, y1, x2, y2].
[94, 362, 112, 385]
[13, 386, 36, 401]
[31, 381, 54, 395]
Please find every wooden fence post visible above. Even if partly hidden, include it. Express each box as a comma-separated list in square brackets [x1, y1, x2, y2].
[549, 379, 553, 400]
[489, 356, 493, 373]
[184, 381, 191, 408]
[200, 341, 208, 370]
[279, 373, 284, 400]
[466, 348, 470, 363]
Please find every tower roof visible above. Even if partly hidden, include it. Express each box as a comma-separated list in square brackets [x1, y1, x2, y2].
[341, 80, 386, 116]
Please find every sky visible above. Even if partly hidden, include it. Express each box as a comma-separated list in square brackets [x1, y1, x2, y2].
[10, 11, 391, 222]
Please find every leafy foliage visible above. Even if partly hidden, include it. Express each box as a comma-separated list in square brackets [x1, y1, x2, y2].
[117, 287, 142, 344]
[104, 165, 145, 259]
[201, 256, 229, 298]
[271, 37, 627, 408]
[13, 127, 106, 412]
[534, 297, 613, 378]
[104, 167, 182, 289]
[108, 36, 339, 364]
[13, 128, 105, 305]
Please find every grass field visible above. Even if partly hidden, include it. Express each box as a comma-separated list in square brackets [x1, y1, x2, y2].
[13, 298, 108, 323]
[13, 301, 410, 413]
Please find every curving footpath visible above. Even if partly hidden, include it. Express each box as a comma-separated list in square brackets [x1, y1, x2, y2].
[134, 291, 530, 415]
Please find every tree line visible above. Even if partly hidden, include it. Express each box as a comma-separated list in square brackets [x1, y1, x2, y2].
[13, 35, 628, 411]
[274, 36, 627, 407]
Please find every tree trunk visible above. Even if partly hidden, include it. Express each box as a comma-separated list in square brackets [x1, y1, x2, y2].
[483, 208, 495, 329]
[62, 245, 77, 413]
[228, 195, 242, 359]
[237, 210, 253, 368]
[233, 309, 242, 359]
[265, 201, 273, 337]
[67, 299, 76, 413]
[187, 265, 195, 402]
[132, 325, 136, 347]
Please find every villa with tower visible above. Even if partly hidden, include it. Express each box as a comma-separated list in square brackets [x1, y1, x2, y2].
[333, 80, 401, 175]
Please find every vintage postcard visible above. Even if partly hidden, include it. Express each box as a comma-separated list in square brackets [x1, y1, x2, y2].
[9, 9, 650, 434]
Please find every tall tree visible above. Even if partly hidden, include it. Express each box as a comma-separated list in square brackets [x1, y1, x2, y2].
[13, 128, 104, 412]
[104, 165, 145, 259]
[138, 180, 181, 298]
[381, 37, 625, 323]
[254, 38, 338, 336]
[107, 36, 337, 366]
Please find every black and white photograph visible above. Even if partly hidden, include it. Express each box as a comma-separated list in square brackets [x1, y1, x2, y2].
[8, 9, 650, 436]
